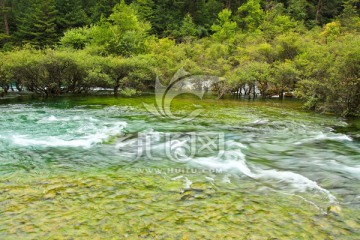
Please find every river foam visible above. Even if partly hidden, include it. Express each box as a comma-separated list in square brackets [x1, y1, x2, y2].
[12, 121, 127, 149]
[116, 129, 338, 204]
[191, 140, 337, 203]
[294, 132, 352, 145]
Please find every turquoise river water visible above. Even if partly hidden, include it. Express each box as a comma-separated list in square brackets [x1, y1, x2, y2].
[0, 95, 359, 239]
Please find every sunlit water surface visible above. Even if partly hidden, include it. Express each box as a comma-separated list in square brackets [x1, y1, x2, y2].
[0, 95, 359, 239]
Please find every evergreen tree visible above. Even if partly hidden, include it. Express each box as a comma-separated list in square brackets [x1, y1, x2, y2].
[340, 0, 360, 32]
[108, 0, 151, 56]
[237, 0, 264, 31]
[55, 0, 90, 34]
[15, 0, 58, 47]
[150, 0, 183, 37]
[88, 0, 116, 23]
[0, 0, 11, 47]
[132, 0, 154, 22]
[179, 14, 198, 38]
[211, 9, 237, 41]
[0, 0, 10, 34]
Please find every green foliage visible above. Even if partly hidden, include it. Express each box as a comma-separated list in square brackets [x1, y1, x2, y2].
[60, 1, 151, 56]
[132, 0, 154, 22]
[1, 0, 360, 115]
[109, 0, 146, 32]
[0, 48, 156, 96]
[295, 34, 360, 116]
[59, 27, 89, 49]
[120, 87, 138, 97]
[179, 14, 199, 40]
[287, 0, 310, 22]
[261, 4, 301, 40]
[237, 0, 264, 31]
[0, 33, 11, 47]
[320, 21, 341, 42]
[274, 33, 302, 61]
[15, 0, 58, 47]
[55, 0, 90, 33]
[271, 60, 299, 95]
[87, 0, 117, 23]
[211, 9, 237, 41]
[227, 61, 271, 95]
[340, 0, 360, 32]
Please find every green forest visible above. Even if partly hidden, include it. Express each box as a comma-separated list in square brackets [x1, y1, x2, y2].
[0, 0, 359, 116]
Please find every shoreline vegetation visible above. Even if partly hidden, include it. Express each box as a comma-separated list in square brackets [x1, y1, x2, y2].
[0, 0, 359, 116]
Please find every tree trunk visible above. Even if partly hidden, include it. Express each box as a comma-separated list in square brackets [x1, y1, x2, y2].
[3, 84, 9, 93]
[0, 85, 4, 97]
[16, 82, 22, 92]
[3, 11, 9, 35]
[218, 90, 225, 99]
[0, 0, 9, 35]
[226, 0, 231, 10]
[114, 85, 120, 96]
[316, 0, 322, 24]
[248, 85, 252, 96]
[279, 90, 284, 100]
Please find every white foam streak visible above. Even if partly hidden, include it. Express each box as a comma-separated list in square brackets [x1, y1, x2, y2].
[38, 115, 100, 123]
[252, 119, 269, 125]
[295, 132, 352, 145]
[184, 177, 192, 189]
[329, 160, 360, 179]
[256, 169, 337, 203]
[222, 175, 231, 184]
[194, 157, 256, 178]
[192, 141, 337, 203]
[12, 122, 127, 149]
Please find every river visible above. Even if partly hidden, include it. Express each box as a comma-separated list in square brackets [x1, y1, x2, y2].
[0, 95, 359, 239]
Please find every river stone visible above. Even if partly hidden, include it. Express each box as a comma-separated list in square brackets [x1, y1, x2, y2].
[327, 205, 342, 215]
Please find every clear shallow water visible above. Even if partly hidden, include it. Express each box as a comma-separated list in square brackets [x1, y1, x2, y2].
[0, 95, 360, 239]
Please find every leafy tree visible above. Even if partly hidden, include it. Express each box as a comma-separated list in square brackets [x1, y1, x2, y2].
[59, 27, 89, 49]
[107, 0, 151, 56]
[271, 60, 299, 98]
[61, 0, 151, 56]
[109, 0, 148, 32]
[211, 9, 237, 41]
[261, 3, 301, 40]
[198, 0, 224, 36]
[237, 0, 264, 31]
[339, 0, 360, 32]
[313, 0, 344, 25]
[287, 0, 311, 22]
[178, 14, 199, 41]
[320, 21, 341, 42]
[228, 61, 271, 98]
[274, 33, 302, 61]
[296, 33, 360, 115]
